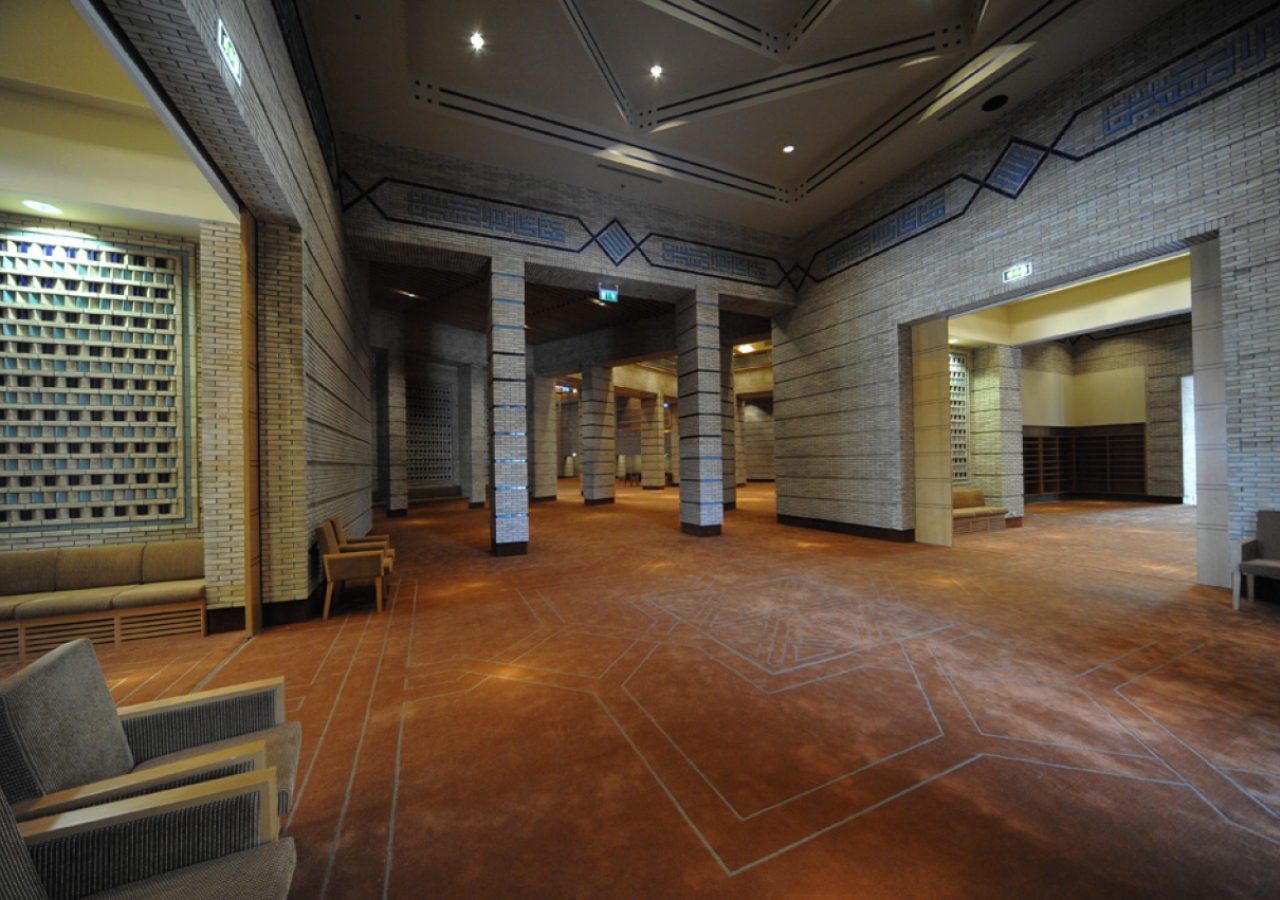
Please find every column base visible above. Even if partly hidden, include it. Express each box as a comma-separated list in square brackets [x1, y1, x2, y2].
[530, 495, 558, 503]
[584, 496, 616, 506]
[723, 501, 737, 511]
[681, 522, 722, 537]
[642, 485, 665, 491]
[386, 508, 407, 518]
[492, 541, 528, 557]
[469, 501, 485, 509]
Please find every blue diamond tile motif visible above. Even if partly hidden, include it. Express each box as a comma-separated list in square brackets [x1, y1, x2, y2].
[595, 220, 637, 265]
[986, 142, 1047, 198]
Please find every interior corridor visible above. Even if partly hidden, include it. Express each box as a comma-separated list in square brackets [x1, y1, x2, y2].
[7, 486, 1280, 899]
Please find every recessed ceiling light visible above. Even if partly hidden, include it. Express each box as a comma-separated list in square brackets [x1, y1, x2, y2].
[650, 64, 663, 77]
[589, 296, 609, 307]
[737, 344, 755, 353]
[470, 32, 485, 50]
[782, 145, 795, 154]
[23, 200, 62, 215]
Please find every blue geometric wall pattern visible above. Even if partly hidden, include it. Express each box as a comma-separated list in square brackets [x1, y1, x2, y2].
[594, 220, 637, 266]
[984, 142, 1048, 199]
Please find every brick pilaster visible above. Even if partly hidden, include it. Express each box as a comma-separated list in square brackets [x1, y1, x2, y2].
[580, 366, 616, 505]
[677, 290, 723, 535]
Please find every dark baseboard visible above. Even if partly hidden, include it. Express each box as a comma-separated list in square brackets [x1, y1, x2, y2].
[681, 522, 722, 537]
[584, 497, 616, 506]
[643, 485, 665, 491]
[264, 596, 317, 627]
[1028, 493, 1183, 505]
[386, 508, 407, 518]
[492, 541, 528, 557]
[777, 514, 915, 543]
[469, 501, 484, 509]
[724, 501, 737, 511]
[1005, 516, 1024, 528]
[207, 606, 245, 634]
[530, 495, 558, 503]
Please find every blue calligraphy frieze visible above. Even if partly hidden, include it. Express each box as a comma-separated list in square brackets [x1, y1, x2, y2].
[1058, 10, 1280, 157]
[595, 221, 636, 265]
[403, 189, 567, 245]
[823, 192, 946, 274]
[650, 240, 772, 284]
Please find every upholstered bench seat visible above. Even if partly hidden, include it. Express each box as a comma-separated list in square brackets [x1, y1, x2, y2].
[0, 539, 206, 661]
[952, 488, 1010, 534]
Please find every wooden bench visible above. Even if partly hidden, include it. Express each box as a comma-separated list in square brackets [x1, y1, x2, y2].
[0, 540, 206, 661]
[952, 488, 1009, 534]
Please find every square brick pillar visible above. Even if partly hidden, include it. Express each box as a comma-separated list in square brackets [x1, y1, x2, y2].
[530, 374, 559, 502]
[736, 400, 747, 486]
[1191, 239, 1229, 587]
[912, 319, 953, 547]
[375, 312, 408, 517]
[721, 345, 737, 510]
[459, 364, 488, 508]
[970, 344, 1023, 522]
[641, 392, 666, 490]
[488, 259, 529, 556]
[199, 221, 251, 612]
[677, 290, 723, 536]
[580, 365, 616, 505]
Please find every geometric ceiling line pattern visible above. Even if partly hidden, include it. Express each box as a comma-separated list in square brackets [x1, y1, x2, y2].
[799, 0, 1079, 197]
[806, 3, 1280, 283]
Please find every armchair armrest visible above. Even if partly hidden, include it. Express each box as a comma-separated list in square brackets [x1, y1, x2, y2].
[11, 741, 266, 822]
[343, 534, 390, 548]
[1237, 538, 1260, 563]
[21, 768, 280, 896]
[324, 550, 386, 581]
[118, 679, 284, 765]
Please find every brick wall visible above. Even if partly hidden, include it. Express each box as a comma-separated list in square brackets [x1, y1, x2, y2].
[779, 0, 1280, 540]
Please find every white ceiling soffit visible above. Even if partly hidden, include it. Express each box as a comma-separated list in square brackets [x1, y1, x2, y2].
[308, 0, 1185, 235]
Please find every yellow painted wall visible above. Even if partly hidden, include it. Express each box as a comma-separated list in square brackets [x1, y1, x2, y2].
[1022, 366, 1146, 426]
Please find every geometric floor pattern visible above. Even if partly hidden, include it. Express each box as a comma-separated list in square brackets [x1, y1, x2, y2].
[8, 487, 1280, 898]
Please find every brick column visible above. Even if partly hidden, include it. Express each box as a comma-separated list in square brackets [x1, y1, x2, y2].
[721, 345, 737, 510]
[488, 259, 529, 556]
[912, 319, 952, 547]
[1191, 239, 1229, 587]
[530, 374, 559, 502]
[459, 364, 488, 508]
[970, 344, 1024, 522]
[580, 366, 616, 505]
[641, 392, 665, 490]
[676, 290, 723, 536]
[735, 400, 747, 486]
[373, 311, 408, 516]
[199, 221, 249, 610]
[255, 223, 309, 604]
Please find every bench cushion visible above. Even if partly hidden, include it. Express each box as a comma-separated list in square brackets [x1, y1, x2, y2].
[113, 579, 207, 609]
[0, 595, 38, 621]
[953, 488, 986, 510]
[15, 586, 129, 619]
[55, 544, 144, 592]
[0, 549, 58, 598]
[142, 539, 204, 584]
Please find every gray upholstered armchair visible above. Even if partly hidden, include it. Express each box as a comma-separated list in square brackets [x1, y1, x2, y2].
[0, 640, 300, 822]
[2, 770, 295, 900]
[1233, 510, 1280, 610]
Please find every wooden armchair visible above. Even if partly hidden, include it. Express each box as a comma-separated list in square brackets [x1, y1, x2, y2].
[317, 521, 390, 619]
[0, 640, 301, 821]
[5, 768, 295, 899]
[328, 516, 395, 563]
[1233, 510, 1280, 610]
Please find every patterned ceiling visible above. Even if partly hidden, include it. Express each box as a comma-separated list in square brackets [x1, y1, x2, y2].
[305, 0, 1185, 236]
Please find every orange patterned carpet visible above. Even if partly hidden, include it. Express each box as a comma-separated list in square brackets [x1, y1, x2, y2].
[11, 485, 1280, 899]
